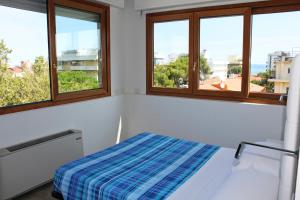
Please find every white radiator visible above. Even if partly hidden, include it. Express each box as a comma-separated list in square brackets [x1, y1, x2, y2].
[0, 129, 83, 200]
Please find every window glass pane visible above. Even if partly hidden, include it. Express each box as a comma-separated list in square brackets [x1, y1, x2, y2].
[0, 2, 50, 108]
[55, 6, 102, 94]
[199, 16, 243, 91]
[153, 20, 189, 89]
[251, 11, 300, 94]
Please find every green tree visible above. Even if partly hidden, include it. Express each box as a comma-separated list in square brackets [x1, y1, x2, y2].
[251, 70, 275, 93]
[0, 40, 51, 107]
[58, 71, 99, 93]
[154, 55, 189, 88]
[0, 39, 12, 74]
[200, 56, 212, 75]
[228, 65, 242, 75]
[0, 40, 103, 107]
[32, 56, 48, 75]
[0, 70, 51, 107]
[154, 55, 211, 88]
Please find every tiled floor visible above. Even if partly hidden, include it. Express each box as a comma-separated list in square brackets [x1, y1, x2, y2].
[14, 183, 56, 200]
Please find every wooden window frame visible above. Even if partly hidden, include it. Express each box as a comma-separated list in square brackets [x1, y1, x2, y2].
[249, 3, 300, 101]
[0, 0, 111, 115]
[49, 0, 111, 101]
[146, 13, 194, 95]
[193, 7, 251, 99]
[146, 0, 300, 105]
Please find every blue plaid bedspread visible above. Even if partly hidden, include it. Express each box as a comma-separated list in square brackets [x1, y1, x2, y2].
[53, 133, 219, 200]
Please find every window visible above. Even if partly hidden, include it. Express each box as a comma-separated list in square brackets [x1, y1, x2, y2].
[153, 20, 189, 89]
[250, 11, 300, 95]
[50, 0, 110, 101]
[0, 0, 110, 114]
[198, 15, 244, 92]
[146, 1, 300, 104]
[147, 13, 193, 94]
[55, 6, 103, 94]
[0, 0, 51, 108]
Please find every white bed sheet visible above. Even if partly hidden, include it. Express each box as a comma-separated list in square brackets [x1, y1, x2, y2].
[211, 169, 279, 200]
[168, 147, 235, 200]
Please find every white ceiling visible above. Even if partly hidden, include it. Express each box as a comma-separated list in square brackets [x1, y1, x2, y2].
[95, 0, 125, 8]
[92, 0, 267, 11]
[134, 0, 266, 11]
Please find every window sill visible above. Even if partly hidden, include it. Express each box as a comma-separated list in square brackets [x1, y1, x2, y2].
[146, 90, 286, 106]
[0, 92, 111, 116]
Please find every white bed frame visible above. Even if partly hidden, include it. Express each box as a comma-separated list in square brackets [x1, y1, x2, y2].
[278, 54, 300, 200]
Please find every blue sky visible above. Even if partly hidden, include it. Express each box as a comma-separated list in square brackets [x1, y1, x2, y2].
[154, 11, 300, 66]
[1, 5, 300, 68]
[154, 20, 189, 59]
[0, 5, 100, 65]
[251, 12, 300, 64]
[55, 14, 100, 57]
[200, 16, 243, 62]
[0, 6, 49, 66]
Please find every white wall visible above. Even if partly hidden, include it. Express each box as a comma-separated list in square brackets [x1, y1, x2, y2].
[125, 95, 286, 148]
[0, 96, 125, 154]
[123, 0, 286, 148]
[0, 6, 127, 155]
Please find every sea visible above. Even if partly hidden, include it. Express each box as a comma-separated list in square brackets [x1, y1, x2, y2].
[251, 64, 267, 75]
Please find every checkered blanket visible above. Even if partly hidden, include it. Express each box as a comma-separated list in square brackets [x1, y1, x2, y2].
[53, 133, 219, 200]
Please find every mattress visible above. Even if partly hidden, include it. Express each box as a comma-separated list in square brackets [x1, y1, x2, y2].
[169, 147, 235, 200]
[53, 133, 226, 200]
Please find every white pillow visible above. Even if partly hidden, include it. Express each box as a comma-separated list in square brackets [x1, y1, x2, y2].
[233, 153, 280, 177]
[212, 169, 279, 200]
[232, 141, 283, 177]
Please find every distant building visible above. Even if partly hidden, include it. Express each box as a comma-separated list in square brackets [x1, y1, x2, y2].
[200, 76, 265, 92]
[292, 47, 300, 57]
[268, 55, 293, 94]
[57, 49, 100, 80]
[168, 53, 179, 63]
[8, 60, 32, 78]
[8, 66, 24, 77]
[227, 55, 242, 77]
[210, 62, 228, 80]
[267, 51, 290, 73]
[201, 49, 209, 60]
[154, 52, 164, 65]
[198, 53, 265, 92]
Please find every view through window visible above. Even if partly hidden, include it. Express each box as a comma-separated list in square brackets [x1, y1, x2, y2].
[147, 3, 300, 104]
[251, 11, 300, 94]
[55, 6, 103, 94]
[0, 2, 51, 108]
[199, 16, 244, 92]
[153, 20, 189, 89]
[0, 0, 110, 113]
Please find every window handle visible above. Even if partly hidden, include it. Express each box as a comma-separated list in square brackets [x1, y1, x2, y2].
[279, 88, 289, 102]
[193, 62, 197, 72]
[280, 94, 288, 102]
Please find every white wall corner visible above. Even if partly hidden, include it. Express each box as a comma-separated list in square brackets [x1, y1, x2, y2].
[95, 0, 125, 8]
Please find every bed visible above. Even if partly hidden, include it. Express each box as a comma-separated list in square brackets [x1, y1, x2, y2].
[52, 133, 280, 200]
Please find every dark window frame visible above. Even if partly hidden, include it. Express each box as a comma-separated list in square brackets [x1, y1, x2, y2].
[0, 0, 111, 115]
[146, 0, 300, 105]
